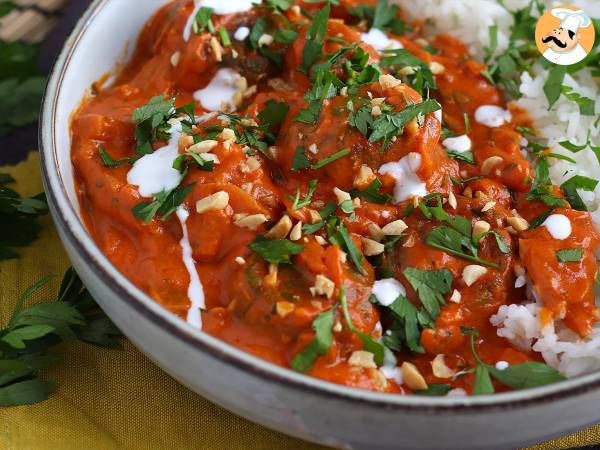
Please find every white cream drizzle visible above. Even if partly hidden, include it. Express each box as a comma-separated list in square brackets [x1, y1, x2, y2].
[127, 121, 182, 197]
[443, 134, 471, 153]
[474, 105, 512, 128]
[234, 26, 250, 41]
[542, 214, 572, 240]
[361, 28, 403, 52]
[378, 152, 427, 204]
[183, 0, 255, 41]
[126, 121, 206, 329]
[372, 278, 406, 306]
[193, 68, 242, 112]
[176, 207, 206, 328]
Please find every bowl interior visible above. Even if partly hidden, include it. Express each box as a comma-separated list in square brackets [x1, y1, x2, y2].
[42, 0, 600, 410]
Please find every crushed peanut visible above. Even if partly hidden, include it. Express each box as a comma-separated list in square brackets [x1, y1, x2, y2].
[507, 216, 529, 232]
[431, 354, 455, 378]
[310, 274, 335, 299]
[462, 265, 488, 286]
[289, 221, 302, 241]
[234, 213, 268, 230]
[195, 191, 229, 214]
[381, 219, 408, 236]
[362, 237, 385, 256]
[276, 301, 295, 318]
[348, 350, 377, 369]
[265, 215, 293, 239]
[481, 156, 503, 175]
[449, 289, 461, 303]
[401, 362, 428, 391]
[333, 187, 352, 204]
[189, 140, 218, 154]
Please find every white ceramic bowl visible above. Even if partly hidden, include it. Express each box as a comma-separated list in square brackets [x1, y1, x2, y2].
[39, 1, 600, 448]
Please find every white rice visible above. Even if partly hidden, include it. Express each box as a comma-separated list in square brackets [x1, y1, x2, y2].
[393, 0, 600, 378]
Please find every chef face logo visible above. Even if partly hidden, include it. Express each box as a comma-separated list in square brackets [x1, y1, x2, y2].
[535, 5, 595, 66]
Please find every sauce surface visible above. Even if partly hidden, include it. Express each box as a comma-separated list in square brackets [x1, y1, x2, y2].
[71, 0, 600, 395]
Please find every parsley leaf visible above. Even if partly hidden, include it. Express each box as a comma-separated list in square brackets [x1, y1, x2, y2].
[556, 248, 583, 263]
[131, 95, 176, 156]
[0, 269, 121, 406]
[0, 174, 48, 260]
[98, 146, 129, 168]
[403, 268, 451, 320]
[560, 175, 598, 211]
[380, 49, 436, 95]
[249, 235, 304, 264]
[543, 65, 567, 109]
[351, 178, 392, 204]
[291, 146, 311, 171]
[311, 148, 350, 169]
[291, 308, 335, 372]
[334, 223, 365, 275]
[290, 179, 318, 210]
[257, 99, 290, 127]
[132, 184, 194, 224]
[299, 4, 330, 74]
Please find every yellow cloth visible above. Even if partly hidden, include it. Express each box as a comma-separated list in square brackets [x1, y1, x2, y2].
[0, 153, 599, 450]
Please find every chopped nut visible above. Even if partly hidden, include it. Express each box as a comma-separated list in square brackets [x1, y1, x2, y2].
[362, 237, 385, 256]
[462, 265, 488, 286]
[448, 192, 457, 209]
[333, 321, 343, 332]
[381, 219, 408, 236]
[310, 274, 335, 299]
[463, 187, 473, 198]
[371, 369, 389, 391]
[189, 140, 218, 154]
[370, 97, 385, 106]
[268, 146, 278, 159]
[308, 209, 322, 224]
[220, 128, 236, 142]
[429, 61, 446, 75]
[243, 85, 257, 98]
[210, 36, 223, 62]
[291, 4, 301, 14]
[349, 350, 377, 369]
[333, 187, 351, 204]
[354, 165, 375, 188]
[276, 301, 295, 317]
[481, 156, 503, 175]
[241, 156, 260, 173]
[264, 263, 278, 287]
[406, 119, 419, 135]
[507, 216, 529, 232]
[308, 143, 318, 154]
[258, 33, 274, 47]
[431, 354, 455, 378]
[401, 362, 428, 390]
[481, 201, 496, 212]
[379, 73, 402, 90]
[234, 213, 268, 230]
[235, 256, 246, 265]
[472, 220, 490, 238]
[315, 235, 327, 246]
[371, 105, 382, 117]
[179, 134, 194, 148]
[170, 51, 181, 67]
[196, 191, 229, 213]
[398, 66, 415, 76]
[289, 221, 302, 241]
[415, 38, 429, 47]
[340, 86, 348, 96]
[449, 289, 461, 303]
[241, 182, 253, 193]
[368, 223, 384, 242]
[265, 215, 293, 239]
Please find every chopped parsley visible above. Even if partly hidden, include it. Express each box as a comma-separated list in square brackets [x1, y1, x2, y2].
[380, 49, 436, 96]
[192, 7, 214, 34]
[526, 156, 567, 209]
[351, 178, 392, 205]
[249, 235, 304, 264]
[289, 179, 318, 210]
[311, 148, 350, 169]
[132, 184, 195, 224]
[403, 268, 452, 320]
[131, 95, 177, 156]
[560, 175, 598, 211]
[462, 327, 564, 394]
[291, 308, 335, 372]
[349, 99, 441, 148]
[98, 146, 129, 168]
[556, 248, 583, 263]
[299, 4, 330, 74]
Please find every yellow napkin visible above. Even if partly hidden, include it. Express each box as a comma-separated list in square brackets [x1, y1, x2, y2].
[1, 152, 599, 450]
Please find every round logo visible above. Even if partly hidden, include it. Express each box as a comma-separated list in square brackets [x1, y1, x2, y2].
[535, 5, 595, 66]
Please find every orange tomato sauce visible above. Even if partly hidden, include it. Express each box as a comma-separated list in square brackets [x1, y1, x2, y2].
[70, 0, 600, 395]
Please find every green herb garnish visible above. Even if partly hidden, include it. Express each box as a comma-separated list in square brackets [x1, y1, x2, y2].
[249, 235, 304, 264]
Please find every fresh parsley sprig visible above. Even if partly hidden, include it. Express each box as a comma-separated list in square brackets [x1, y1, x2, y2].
[0, 269, 121, 407]
[291, 308, 335, 372]
[0, 173, 48, 260]
[462, 327, 564, 395]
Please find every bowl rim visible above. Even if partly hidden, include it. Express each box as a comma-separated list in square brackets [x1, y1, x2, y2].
[39, 0, 600, 413]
